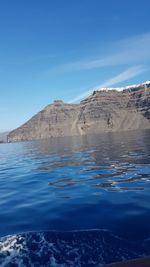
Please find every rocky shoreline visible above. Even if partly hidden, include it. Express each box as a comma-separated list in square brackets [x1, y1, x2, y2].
[8, 81, 150, 142]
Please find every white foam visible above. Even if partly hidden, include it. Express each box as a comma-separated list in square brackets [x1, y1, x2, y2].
[0, 230, 148, 267]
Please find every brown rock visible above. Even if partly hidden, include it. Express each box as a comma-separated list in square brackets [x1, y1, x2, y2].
[8, 83, 150, 142]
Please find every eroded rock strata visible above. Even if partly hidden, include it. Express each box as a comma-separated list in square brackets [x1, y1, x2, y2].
[8, 82, 150, 142]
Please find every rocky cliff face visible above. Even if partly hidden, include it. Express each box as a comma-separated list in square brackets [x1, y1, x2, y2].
[0, 132, 9, 143]
[8, 82, 150, 142]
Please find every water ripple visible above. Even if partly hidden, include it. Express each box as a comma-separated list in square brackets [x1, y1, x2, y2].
[0, 130, 150, 241]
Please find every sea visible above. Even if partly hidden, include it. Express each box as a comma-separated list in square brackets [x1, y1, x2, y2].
[0, 129, 150, 266]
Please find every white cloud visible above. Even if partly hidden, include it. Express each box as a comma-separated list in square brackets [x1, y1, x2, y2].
[69, 65, 145, 103]
[54, 32, 150, 73]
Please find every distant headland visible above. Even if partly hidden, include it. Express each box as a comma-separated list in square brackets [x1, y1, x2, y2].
[7, 81, 150, 142]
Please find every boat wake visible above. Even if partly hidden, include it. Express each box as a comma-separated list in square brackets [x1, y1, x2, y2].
[0, 230, 149, 267]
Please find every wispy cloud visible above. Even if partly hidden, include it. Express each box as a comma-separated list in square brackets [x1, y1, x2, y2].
[54, 32, 150, 73]
[69, 65, 145, 103]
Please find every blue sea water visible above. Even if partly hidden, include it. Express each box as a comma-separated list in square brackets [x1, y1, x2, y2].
[0, 129, 150, 266]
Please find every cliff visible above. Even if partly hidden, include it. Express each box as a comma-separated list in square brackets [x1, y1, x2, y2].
[8, 82, 150, 142]
[0, 131, 9, 143]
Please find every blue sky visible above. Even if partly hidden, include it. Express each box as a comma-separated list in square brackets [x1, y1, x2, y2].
[0, 0, 150, 131]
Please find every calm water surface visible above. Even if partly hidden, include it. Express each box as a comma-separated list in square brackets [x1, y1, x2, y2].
[0, 130, 150, 241]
